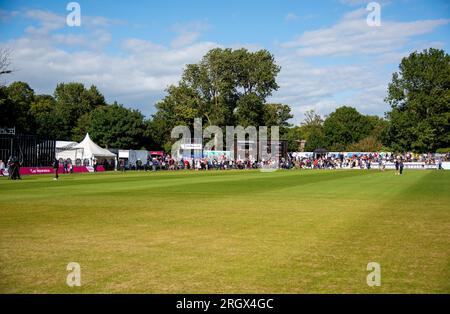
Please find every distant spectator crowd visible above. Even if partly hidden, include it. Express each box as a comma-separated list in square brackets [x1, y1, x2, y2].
[291, 152, 449, 170]
[119, 154, 289, 171]
[118, 152, 449, 172]
[2, 152, 448, 177]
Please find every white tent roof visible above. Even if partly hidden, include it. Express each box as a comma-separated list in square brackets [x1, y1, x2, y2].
[56, 140, 78, 149]
[74, 133, 116, 159]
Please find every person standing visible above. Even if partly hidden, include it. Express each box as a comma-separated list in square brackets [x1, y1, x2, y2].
[53, 158, 59, 180]
[119, 159, 125, 172]
[7, 156, 14, 179]
[15, 156, 21, 180]
[63, 159, 68, 174]
[0, 159, 5, 176]
[7, 156, 21, 180]
[399, 158, 404, 175]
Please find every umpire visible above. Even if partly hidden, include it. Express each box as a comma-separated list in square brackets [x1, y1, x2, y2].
[53, 158, 59, 180]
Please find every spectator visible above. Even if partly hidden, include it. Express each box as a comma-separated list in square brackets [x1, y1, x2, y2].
[0, 159, 5, 176]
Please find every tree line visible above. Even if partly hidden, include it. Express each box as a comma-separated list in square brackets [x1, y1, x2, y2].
[0, 47, 448, 153]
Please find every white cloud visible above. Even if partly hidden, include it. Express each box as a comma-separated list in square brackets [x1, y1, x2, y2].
[0, 10, 218, 115]
[1, 8, 448, 122]
[268, 54, 390, 123]
[339, 0, 391, 6]
[24, 9, 66, 34]
[23, 9, 123, 34]
[1, 21, 218, 116]
[281, 8, 449, 57]
[170, 20, 210, 48]
[285, 13, 298, 22]
[3, 37, 219, 113]
[272, 8, 449, 122]
[340, 0, 372, 5]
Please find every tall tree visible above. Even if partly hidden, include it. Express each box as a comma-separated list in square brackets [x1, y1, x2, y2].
[54, 83, 106, 139]
[385, 48, 450, 152]
[297, 110, 326, 151]
[151, 47, 282, 148]
[304, 127, 327, 151]
[323, 106, 373, 149]
[182, 48, 236, 126]
[302, 110, 323, 128]
[347, 136, 383, 152]
[284, 126, 304, 152]
[73, 102, 146, 149]
[29, 94, 67, 139]
[0, 81, 35, 134]
[234, 93, 264, 127]
[262, 103, 293, 135]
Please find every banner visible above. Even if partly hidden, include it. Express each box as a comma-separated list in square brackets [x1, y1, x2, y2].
[19, 165, 105, 175]
[181, 143, 202, 150]
[203, 150, 232, 158]
[118, 150, 129, 158]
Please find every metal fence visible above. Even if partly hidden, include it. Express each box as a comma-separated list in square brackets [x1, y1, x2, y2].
[0, 135, 56, 167]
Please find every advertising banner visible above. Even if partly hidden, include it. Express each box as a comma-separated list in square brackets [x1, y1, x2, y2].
[19, 165, 105, 175]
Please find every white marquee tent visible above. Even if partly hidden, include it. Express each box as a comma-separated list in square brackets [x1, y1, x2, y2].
[55, 141, 80, 162]
[56, 133, 117, 166]
[73, 133, 116, 165]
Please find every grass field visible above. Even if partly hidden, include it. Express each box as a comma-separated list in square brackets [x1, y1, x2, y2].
[0, 169, 449, 293]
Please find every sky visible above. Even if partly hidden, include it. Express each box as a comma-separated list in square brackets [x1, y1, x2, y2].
[0, 0, 449, 124]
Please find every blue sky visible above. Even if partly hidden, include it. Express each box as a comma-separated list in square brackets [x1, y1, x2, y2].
[0, 0, 449, 123]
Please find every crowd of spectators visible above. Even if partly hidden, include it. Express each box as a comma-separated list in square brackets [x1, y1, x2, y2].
[3, 151, 447, 178]
[121, 154, 292, 171]
[0, 156, 21, 179]
[121, 151, 449, 172]
[291, 152, 449, 170]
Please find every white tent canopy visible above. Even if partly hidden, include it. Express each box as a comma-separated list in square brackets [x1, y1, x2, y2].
[55, 134, 117, 168]
[55, 141, 81, 162]
[73, 133, 116, 163]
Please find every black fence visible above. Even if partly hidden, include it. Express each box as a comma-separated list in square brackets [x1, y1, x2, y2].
[0, 135, 56, 167]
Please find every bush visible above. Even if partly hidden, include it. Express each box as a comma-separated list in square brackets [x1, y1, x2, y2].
[347, 136, 383, 152]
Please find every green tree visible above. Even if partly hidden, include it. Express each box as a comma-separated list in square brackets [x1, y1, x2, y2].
[182, 48, 237, 126]
[29, 94, 67, 139]
[0, 85, 12, 127]
[233, 48, 280, 99]
[284, 126, 304, 151]
[304, 127, 327, 151]
[54, 83, 106, 139]
[234, 93, 264, 127]
[366, 115, 388, 141]
[296, 110, 326, 151]
[302, 110, 323, 128]
[73, 102, 146, 149]
[262, 103, 293, 135]
[144, 117, 167, 151]
[323, 106, 373, 149]
[385, 48, 450, 152]
[151, 47, 282, 148]
[0, 81, 35, 134]
[347, 136, 383, 152]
